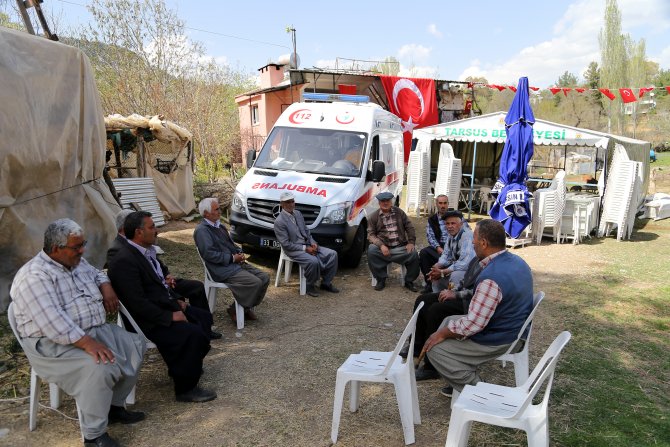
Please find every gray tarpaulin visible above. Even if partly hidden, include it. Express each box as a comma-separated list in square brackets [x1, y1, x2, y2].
[0, 27, 120, 309]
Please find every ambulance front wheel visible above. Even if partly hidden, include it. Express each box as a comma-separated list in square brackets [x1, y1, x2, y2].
[341, 222, 367, 268]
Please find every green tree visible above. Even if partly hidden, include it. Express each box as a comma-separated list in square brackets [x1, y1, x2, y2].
[67, 0, 253, 182]
[599, 0, 628, 134]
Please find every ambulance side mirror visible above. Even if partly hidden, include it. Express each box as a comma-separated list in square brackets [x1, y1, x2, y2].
[246, 149, 257, 169]
[370, 161, 386, 183]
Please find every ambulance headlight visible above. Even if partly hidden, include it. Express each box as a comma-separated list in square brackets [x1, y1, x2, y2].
[322, 202, 352, 224]
[231, 193, 246, 213]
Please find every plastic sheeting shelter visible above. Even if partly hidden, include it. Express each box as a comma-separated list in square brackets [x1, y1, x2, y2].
[0, 27, 120, 309]
[413, 112, 650, 208]
[105, 114, 195, 218]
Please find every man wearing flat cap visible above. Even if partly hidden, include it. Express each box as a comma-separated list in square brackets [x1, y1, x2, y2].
[367, 191, 421, 292]
[273, 191, 339, 297]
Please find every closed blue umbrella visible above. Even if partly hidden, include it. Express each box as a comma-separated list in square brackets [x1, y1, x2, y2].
[489, 77, 534, 238]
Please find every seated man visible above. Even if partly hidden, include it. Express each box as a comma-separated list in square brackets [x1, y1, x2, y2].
[367, 191, 420, 292]
[418, 194, 451, 292]
[421, 219, 534, 396]
[409, 256, 481, 381]
[11, 218, 146, 447]
[194, 197, 269, 321]
[108, 211, 217, 403]
[427, 210, 475, 292]
[273, 191, 339, 297]
[108, 209, 221, 339]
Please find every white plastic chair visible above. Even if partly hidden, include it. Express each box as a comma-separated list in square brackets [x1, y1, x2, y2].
[7, 303, 84, 435]
[116, 302, 155, 404]
[331, 302, 424, 445]
[275, 247, 306, 296]
[532, 171, 566, 244]
[496, 291, 545, 386]
[196, 247, 244, 329]
[370, 262, 407, 287]
[445, 331, 572, 447]
[478, 186, 495, 214]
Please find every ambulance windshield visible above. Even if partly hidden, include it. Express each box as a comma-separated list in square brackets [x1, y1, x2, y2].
[254, 127, 367, 177]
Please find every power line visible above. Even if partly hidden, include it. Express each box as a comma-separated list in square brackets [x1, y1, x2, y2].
[53, 0, 289, 49]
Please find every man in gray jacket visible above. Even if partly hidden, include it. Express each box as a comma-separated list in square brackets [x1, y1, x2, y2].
[194, 198, 269, 321]
[273, 191, 339, 297]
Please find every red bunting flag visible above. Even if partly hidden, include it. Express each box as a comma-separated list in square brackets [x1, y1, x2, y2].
[562, 88, 571, 96]
[575, 88, 586, 93]
[599, 88, 616, 100]
[666, 86, 670, 94]
[530, 86, 540, 91]
[549, 88, 561, 95]
[619, 88, 637, 103]
[380, 76, 438, 162]
[638, 87, 655, 98]
[467, 82, 474, 89]
[490, 84, 506, 91]
[508, 86, 517, 92]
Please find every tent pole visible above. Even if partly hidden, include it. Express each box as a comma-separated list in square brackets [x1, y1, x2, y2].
[469, 141, 477, 220]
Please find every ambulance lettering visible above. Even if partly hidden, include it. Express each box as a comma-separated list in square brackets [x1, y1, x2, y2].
[252, 182, 328, 197]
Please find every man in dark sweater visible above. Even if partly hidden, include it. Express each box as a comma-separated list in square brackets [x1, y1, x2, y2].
[418, 194, 451, 292]
[422, 219, 533, 394]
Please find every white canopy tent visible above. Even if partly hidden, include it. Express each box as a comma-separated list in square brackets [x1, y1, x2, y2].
[413, 112, 650, 212]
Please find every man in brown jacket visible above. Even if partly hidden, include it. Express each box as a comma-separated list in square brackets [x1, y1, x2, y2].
[367, 192, 421, 291]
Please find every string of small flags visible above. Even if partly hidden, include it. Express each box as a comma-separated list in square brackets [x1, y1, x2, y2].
[468, 82, 666, 103]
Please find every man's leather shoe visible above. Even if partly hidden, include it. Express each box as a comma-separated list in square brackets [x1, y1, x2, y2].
[176, 386, 217, 403]
[209, 330, 223, 340]
[306, 285, 320, 297]
[399, 345, 410, 359]
[320, 283, 340, 293]
[373, 277, 386, 291]
[404, 281, 419, 292]
[108, 405, 145, 425]
[415, 366, 440, 381]
[440, 385, 454, 397]
[84, 433, 121, 447]
[244, 308, 258, 320]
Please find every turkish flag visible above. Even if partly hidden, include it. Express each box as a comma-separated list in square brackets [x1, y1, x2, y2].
[575, 88, 586, 93]
[619, 88, 637, 103]
[562, 88, 571, 96]
[639, 87, 654, 98]
[380, 76, 438, 162]
[508, 86, 517, 92]
[599, 88, 616, 100]
[549, 88, 561, 95]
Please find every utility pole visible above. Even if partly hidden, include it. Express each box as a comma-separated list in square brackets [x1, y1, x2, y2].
[285, 25, 297, 103]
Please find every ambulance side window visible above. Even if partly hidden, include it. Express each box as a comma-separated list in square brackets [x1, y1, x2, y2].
[369, 135, 380, 171]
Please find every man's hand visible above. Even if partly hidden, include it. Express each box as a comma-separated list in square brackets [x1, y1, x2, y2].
[406, 243, 415, 254]
[99, 282, 120, 314]
[420, 327, 452, 357]
[306, 244, 318, 255]
[74, 335, 115, 364]
[177, 300, 188, 311]
[165, 274, 177, 289]
[172, 311, 187, 322]
[436, 246, 444, 255]
[438, 289, 456, 302]
[380, 245, 390, 257]
[429, 265, 443, 281]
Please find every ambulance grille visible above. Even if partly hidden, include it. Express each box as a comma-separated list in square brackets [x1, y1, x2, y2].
[247, 198, 321, 225]
[253, 169, 278, 177]
[315, 177, 350, 183]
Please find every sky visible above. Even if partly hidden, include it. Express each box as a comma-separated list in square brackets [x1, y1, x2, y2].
[12, 0, 670, 88]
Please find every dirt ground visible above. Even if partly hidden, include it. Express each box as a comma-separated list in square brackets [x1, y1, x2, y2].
[3, 207, 649, 447]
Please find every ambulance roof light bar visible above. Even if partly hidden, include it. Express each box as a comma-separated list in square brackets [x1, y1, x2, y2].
[302, 93, 369, 103]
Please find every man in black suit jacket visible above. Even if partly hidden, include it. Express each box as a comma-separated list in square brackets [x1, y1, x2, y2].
[107, 211, 217, 403]
[108, 209, 221, 339]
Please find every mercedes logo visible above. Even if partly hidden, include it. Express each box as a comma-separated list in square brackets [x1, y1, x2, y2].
[272, 204, 281, 219]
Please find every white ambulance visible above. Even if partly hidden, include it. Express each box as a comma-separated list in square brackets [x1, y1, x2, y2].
[230, 93, 404, 267]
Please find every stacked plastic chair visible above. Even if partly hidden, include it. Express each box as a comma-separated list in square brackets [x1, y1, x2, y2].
[405, 150, 430, 216]
[531, 170, 566, 244]
[433, 142, 462, 209]
[598, 145, 643, 241]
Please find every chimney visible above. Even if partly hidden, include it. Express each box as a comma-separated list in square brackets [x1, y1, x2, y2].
[259, 63, 285, 89]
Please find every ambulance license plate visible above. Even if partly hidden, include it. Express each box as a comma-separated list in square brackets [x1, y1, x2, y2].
[260, 238, 280, 249]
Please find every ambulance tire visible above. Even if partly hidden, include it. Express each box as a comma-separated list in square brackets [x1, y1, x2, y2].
[341, 221, 367, 268]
